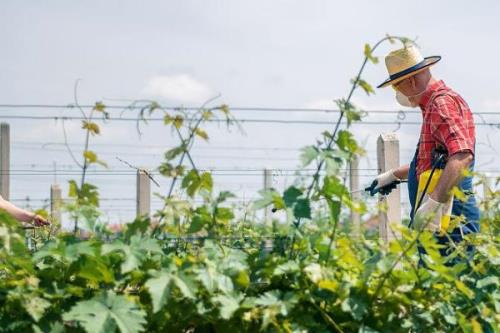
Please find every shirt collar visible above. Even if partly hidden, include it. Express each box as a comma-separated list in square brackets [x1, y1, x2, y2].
[418, 79, 446, 109]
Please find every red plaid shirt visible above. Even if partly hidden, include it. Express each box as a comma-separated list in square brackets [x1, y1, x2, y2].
[416, 80, 475, 178]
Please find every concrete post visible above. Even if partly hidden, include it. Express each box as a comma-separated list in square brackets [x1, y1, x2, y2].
[136, 170, 151, 217]
[50, 184, 62, 225]
[0, 123, 10, 200]
[377, 133, 401, 243]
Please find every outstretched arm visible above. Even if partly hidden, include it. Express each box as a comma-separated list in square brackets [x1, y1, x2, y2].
[0, 195, 34, 222]
[0, 196, 49, 226]
[366, 164, 410, 196]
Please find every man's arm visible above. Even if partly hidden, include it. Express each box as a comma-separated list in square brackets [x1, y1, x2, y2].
[366, 164, 410, 196]
[429, 152, 473, 203]
[427, 95, 475, 203]
[392, 164, 410, 180]
[0, 195, 49, 226]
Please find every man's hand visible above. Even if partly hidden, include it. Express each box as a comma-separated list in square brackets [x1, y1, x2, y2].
[366, 169, 401, 196]
[31, 214, 50, 227]
[414, 195, 443, 232]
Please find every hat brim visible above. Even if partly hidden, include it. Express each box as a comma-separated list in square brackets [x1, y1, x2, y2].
[377, 56, 441, 88]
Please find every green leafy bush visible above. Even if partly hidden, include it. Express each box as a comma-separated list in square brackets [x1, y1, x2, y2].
[1, 206, 498, 332]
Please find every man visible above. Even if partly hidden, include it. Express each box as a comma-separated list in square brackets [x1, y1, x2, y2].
[0, 195, 49, 226]
[367, 45, 479, 255]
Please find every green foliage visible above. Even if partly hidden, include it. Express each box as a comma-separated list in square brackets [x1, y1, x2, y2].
[335, 98, 364, 127]
[300, 145, 320, 167]
[336, 130, 365, 155]
[163, 145, 186, 161]
[364, 43, 379, 64]
[163, 114, 184, 129]
[81, 121, 100, 136]
[63, 291, 146, 333]
[93, 101, 106, 113]
[68, 180, 99, 207]
[0, 204, 498, 332]
[283, 186, 303, 207]
[194, 128, 209, 141]
[145, 268, 195, 313]
[158, 162, 185, 178]
[351, 78, 375, 95]
[181, 170, 213, 198]
[101, 235, 162, 273]
[83, 150, 108, 168]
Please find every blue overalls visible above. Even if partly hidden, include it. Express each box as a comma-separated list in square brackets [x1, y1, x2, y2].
[408, 145, 480, 260]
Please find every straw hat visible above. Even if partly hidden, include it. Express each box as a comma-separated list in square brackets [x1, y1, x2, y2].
[377, 45, 441, 88]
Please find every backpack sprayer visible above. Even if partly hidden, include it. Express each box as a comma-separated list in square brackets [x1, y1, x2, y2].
[409, 146, 452, 233]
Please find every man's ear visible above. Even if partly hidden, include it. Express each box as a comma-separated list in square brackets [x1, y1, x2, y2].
[410, 76, 417, 90]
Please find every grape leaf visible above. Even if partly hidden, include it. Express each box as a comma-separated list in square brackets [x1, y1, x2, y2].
[102, 235, 162, 273]
[82, 121, 100, 136]
[293, 198, 311, 219]
[194, 128, 209, 141]
[213, 294, 243, 320]
[93, 101, 106, 112]
[83, 150, 108, 168]
[24, 296, 51, 322]
[300, 145, 319, 167]
[145, 270, 195, 313]
[283, 186, 303, 208]
[357, 79, 375, 95]
[63, 291, 146, 333]
[363, 43, 379, 64]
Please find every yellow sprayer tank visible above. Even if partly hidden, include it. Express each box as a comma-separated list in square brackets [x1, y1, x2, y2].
[416, 169, 453, 233]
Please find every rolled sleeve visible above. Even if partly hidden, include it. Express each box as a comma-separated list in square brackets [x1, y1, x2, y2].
[429, 95, 475, 157]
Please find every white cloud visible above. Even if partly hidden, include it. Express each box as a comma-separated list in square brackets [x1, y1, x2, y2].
[141, 74, 214, 104]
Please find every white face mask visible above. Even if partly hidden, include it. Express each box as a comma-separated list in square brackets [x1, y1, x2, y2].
[395, 79, 429, 108]
[395, 91, 417, 108]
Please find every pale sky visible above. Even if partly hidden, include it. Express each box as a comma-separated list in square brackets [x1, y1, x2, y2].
[1, 1, 499, 226]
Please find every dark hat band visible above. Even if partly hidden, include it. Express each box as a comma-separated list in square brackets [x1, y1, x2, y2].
[389, 59, 428, 81]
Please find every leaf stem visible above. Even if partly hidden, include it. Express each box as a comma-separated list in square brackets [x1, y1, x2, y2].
[309, 298, 345, 333]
